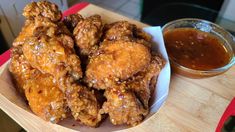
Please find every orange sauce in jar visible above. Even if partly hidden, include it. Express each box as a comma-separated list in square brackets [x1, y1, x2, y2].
[164, 28, 231, 70]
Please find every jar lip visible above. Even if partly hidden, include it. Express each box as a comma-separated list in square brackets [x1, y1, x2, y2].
[162, 18, 233, 36]
[162, 18, 235, 73]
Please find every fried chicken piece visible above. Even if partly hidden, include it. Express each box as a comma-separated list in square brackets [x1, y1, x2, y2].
[9, 46, 68, 123]
[73, 15, 103, 56]
[9, 46, 35, 95]
[19, 1, 102, 126]
[24, 73, 68, 123]
[21, 21, 102, 127]
[66, 84, 102, 127]
[101, 84, 148, 126]
[127, 54, 165, 108]
[22, 34, 83, 89]
[103, 21, 135, 41]
[20, 2, 81, 83]
[13, 16, 79, 87]
[103, 21, 152, 47]
[22, 33, 102, 126]
[14, 1, 69, 47]
[63, 13, 84, 32]
[100, 54, 164, 126]
[13, 18, 71, 47]
[20, 16, 82, 89]
[13, 20, 35, 47]
[23, 1, 62, 22]
[85, 40, 151, 89]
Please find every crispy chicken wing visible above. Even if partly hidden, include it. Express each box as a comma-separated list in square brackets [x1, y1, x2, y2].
[9, 46, 68, 123]
[65, 84, 102, 127]
[9, 46, 35, 95]
[23, 1, 62, 22]
[24, 73, 68, 123]
[22, 34, 101, 125]
[22, 33, 83, 90]
[19, 1, 102, 127]
[103, 21, 152, 47]
[100, 54, 164, 126]
[85, 40, 151, 89]
[63, 13, 84, 32]
[10, 1, 165, 127]
[73, 15, 103, 56]
[127, 54, 165, 108]
[19, 2, 82, 90]
[13, 8, 69, 47]
[86, 24, 165, 126]
[103, 21, 135, 41]
[101, 84, 148, 126]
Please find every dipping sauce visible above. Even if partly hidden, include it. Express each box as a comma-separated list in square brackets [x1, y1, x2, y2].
[164, 28, 231, 70]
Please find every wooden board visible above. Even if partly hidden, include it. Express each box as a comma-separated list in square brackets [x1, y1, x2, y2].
[0, 4, 235, 132]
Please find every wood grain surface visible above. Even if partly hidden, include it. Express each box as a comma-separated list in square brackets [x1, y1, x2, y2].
[0, 4, 234, 132]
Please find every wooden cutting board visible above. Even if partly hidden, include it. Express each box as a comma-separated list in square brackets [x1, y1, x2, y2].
[0, 3, 235, 132]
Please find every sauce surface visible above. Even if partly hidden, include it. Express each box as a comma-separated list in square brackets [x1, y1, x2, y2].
[164, 28, 230, 70]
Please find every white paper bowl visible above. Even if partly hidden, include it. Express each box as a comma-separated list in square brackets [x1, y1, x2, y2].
[0, 26, 170, 132]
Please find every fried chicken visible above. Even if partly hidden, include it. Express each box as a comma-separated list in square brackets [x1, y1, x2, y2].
[101, 84, 148, 126]
[13, 20, 71, 48]
[103, 21, 152, 47]
[127, 54, 165, 108]
[63, 13, 84, 32]
[73, 15, 103, 56]
[99, 54, 164, 126]
[19, 1, 82, 89]
[10, 1, 165, 127]
[24, 73, 68, 123]
[9, 46, 68, 123]
[103, 21, 135, 41]
[22, 32, 83, 90]
[22, 33, 102, 126]
[23, 1, 62, 22]
[85, 40, 151, 90]
[10, 1, 102, 127]
[86, 21, 165, 126]
[65, 84, 102, 127]
[9, 46, 35, 95]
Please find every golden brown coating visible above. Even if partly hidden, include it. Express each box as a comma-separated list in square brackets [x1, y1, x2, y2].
[11, 1, 102, 127]
[103, 21, 152, 46]
[85, 40, 151, 89]
[13, 19, 35, 47]
[103, 21, 135, 41]
[22, 34, 101, 126]
[65, 84, 102, 127]
[9, 46, 35, 94]
[13, 10, 80, 90]
[22, 34, 83, 89]
[19, 15, 82, 89]
[24, 73, 68, 123]
[20, 17, 102, 127]
[63, 13, 84, 32]
[9, 46, 68, 123]
[13, 18, 70, 47]
[127, 54, 165, 108]
[73, 15, 103, 56]
[10, 1, 166, 127]
[23, 1, 62, 22]
[100, 54, 165, 126]
[101, 84, 148, 126]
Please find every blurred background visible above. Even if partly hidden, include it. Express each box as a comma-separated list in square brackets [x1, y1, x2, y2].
[0, 0, 235, 131]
